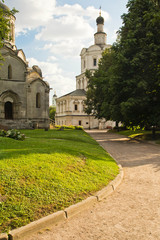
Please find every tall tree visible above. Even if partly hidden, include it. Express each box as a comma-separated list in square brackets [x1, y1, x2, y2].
[49, 106, 56, 122]
[85, 0, 160, 130]
[85, 49, 122, 121]
[0, 1, 17, 61]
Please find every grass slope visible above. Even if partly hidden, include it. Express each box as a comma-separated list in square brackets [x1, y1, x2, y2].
[0, 129, 119, 233]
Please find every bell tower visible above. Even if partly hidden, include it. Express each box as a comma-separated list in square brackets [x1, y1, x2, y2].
[94, 8, 107, 46]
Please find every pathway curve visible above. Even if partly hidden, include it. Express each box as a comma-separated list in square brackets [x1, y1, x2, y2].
[27, 130, 160, 240]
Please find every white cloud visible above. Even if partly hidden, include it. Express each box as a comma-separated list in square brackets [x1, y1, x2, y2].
[8, 0, 56, 32]
[27, 57, 75, 103]
[28, 57, 61, 75]
[47, 56, 58, 62]
[42, 39, 91, 58]
[35, 15, 94, 42]
[8, 0, 110, 57]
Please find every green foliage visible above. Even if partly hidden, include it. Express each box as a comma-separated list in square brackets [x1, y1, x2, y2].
[0, 129, 119, 232]
[0, 129, 6, 137]
[0, 2, 18, 60]
[49, 106, 56, 121]
[55, 125, 83, 130]
[0, 129, 25, 140]
[85, 0, 160, 129]
[74, 126, 83, 130]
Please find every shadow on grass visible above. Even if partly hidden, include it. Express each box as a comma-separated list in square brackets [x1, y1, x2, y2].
[0, 131, 114, 163]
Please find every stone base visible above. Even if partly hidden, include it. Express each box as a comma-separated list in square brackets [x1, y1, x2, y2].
[0, 119, 49, 130]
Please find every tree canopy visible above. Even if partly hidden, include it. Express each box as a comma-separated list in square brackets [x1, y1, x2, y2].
[0, 1, 17, 60]
[49, 106, 56, 122]
[85, 0, 160, 129]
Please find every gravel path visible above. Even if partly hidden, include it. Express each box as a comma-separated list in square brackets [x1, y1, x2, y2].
[26, 130, 160, 240]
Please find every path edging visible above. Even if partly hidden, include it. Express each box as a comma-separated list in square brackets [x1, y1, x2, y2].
[1, 160, 123, 239]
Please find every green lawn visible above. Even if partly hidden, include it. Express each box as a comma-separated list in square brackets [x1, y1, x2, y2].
[0, 129, 119, 233]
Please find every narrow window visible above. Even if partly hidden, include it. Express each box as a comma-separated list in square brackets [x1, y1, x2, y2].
[75, 104, 78, 111]
[93, 58, 97, 66]
[36, 93, 41, 108]
[79, 120, 82, 126]
[8, 65, 12, 79]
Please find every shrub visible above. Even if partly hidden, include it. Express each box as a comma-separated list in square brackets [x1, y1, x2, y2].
[63, 125, 75, 130]
[75, 126, 83, 130]
[0, 129, 25, 140]
[55, 125, 61, 129]
[55, 125, 83, 130]
[0, 129, 7, 137]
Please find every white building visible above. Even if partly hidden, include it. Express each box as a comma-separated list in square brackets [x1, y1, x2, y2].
[55, 12, 115, 129]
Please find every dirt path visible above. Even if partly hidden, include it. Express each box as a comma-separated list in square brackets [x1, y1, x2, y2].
[27, 130, 160, 240]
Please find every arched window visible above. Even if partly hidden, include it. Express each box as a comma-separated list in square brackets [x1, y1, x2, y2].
[8, 65, 12, 79]
[36, 93, 41, 108]
[5, 101, 13, 119]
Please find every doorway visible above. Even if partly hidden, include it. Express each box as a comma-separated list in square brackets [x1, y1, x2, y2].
[5, 101, 13, 119]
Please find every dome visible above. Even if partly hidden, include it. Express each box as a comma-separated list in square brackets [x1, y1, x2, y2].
[53, 93, 57, 98]
[32, 65, 42, 77]
[96, 16, 104, 25]
[0, 2, 10, 11]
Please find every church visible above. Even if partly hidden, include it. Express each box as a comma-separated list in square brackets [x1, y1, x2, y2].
[55, 12, 115, 129]
[0, 2, 50, 129]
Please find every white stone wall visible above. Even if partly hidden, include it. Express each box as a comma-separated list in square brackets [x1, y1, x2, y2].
[94, 32, 107, 45]
[80, 45, 105, 74]
[55, 115, 99, 129]
[76, 73, 88, 90]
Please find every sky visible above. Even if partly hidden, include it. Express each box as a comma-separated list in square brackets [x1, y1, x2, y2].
[5, 0, 128, 105]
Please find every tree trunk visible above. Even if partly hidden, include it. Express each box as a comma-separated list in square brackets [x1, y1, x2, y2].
[152, 127, 156, 140]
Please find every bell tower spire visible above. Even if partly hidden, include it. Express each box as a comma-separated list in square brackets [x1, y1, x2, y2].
[99, 6, 101, 16]
[94, 8, 107, 46]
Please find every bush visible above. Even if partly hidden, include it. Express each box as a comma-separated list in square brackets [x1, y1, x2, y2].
[55, 125, 61, 129]
[74, 126, 83, 130]
[55, 125, 83, 130]
[0, 129, 25, 140]
[0, 129, 7, 137]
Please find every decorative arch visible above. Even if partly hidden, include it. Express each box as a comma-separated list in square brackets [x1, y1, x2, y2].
[0, 90, 20, 103]
[0, 90, 21, 119]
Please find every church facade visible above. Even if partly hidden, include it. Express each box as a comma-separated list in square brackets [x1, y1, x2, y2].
[55, 13, 115, 129]
[0, 2, 50, 129]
